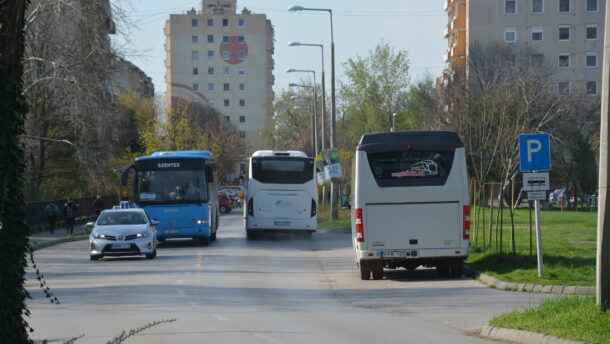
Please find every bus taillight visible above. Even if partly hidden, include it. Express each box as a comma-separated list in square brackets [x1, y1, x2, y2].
[311, 198, 317, 217]
[248, 198, 254, 216]
[355, 208, 364, 242]
[463, 205, 470, 240]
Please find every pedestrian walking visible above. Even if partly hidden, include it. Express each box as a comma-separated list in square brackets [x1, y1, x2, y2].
[92, 195, 104, 216]
[63, 197, 78, 235]
[43, 202, 59, 234]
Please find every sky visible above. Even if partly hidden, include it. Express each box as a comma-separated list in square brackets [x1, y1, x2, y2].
[111, 0, 448, 97]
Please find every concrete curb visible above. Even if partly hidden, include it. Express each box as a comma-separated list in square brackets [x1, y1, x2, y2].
[31, 235, 88, 251]
[480, 326, 589, 344]
[464, 266, 595, 295]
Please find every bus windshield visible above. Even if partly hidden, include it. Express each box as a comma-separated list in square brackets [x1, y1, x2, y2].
[135, 169, 207, 204]
[251, 157, 314, 184]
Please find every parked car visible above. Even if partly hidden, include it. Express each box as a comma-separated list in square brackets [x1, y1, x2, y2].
[87, 208, 158, 261]
[218, 193, 233, 214]
[548, 188, 567, 204]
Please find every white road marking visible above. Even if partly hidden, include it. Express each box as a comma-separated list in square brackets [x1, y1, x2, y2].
[253, 333, 285, 344]
[210, 314, 230, 321]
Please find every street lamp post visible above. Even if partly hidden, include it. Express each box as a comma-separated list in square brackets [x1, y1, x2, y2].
[289, 5, 338, 220]
[288, 42, 326, 151]
[289, 82, 318, 157]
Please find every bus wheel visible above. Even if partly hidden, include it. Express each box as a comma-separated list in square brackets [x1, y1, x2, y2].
[210, 230, 217, 241]
[360, 267, 371, 280]
[372, 269, 383, 280]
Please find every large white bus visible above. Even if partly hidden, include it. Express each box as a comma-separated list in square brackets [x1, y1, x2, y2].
[244, 150, 317, 239]
[351, 131, 470, 280]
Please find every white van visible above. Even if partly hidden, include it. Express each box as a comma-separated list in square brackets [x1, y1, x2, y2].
[244, 150, 317, 239]
[351, 131, 470, 280]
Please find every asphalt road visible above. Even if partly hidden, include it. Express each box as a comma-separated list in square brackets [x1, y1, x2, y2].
[26, 212, 549, 344]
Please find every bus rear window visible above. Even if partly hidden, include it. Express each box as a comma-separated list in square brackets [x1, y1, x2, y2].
[367, 150, 454, 187]
[252, 158, 314, 184]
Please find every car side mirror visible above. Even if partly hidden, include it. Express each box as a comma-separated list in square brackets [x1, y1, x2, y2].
[151, 219, 160, 226]
[86, 222, 95, 228]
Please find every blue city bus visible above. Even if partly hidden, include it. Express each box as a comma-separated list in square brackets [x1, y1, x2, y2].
[121, 151, 219, 244]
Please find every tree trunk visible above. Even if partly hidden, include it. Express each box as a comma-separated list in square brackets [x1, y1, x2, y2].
[0, 0, 33, 342]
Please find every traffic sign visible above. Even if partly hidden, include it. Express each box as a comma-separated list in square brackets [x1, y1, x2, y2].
[519, 133, 551, 172]
[527, 191, 547, 201]
[523, 172, 549, 191]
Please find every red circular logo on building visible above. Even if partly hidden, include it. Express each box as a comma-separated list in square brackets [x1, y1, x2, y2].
[219, 36, 248, 65]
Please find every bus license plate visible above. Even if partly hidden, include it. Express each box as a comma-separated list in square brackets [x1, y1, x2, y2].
[381, 251, 408, 258]
[164, 229, 180, 234]
[112, 243, 130, 249]
[274, 221, 291, 226]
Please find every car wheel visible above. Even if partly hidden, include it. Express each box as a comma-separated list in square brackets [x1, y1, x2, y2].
[90, 255, 101, 261]
[372, 269, 383, 280]
[220, 205, 227, 213]
[146, 250, 156, 259]
[360, 267, 371, 280]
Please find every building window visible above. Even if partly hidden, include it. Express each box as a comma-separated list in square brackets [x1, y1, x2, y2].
[207, 50, 214, 60]
[586, 25, 598, 40]
[191, 51, 199, 60]
[193, 83, 199, 91]
[207, 35, 214, 43]
[558, 82, 570, 94]
[238, 18, 245, 27]
[239, 115, 245, 123]
[223, 83, 230, 91]
[208, 83, 214, 92]
[224, 99, 230, 107]
[532, 0, 543, 13]
[239, 131, 246, 139]
[585, 53, 597, 68]
[208, 67, 214, 75]
[239, 99, 246, 107]
[223, 35, 229, 43]
[238, 51, 246, 60]
[558, 53, 570, 68]
[239, 67, 245, 75]
[223, 51, 230, 60]
[192, 35, 198, 43]
[558, 25, 570, 41]
[504, 27, 517, 42]
[238, 35, 245, 43]
[505, 0, 516, 14]
[530, 54, 543, 66]
[531, 27, 543, 41]
[559, 0, 570, 12]
[193, 67, 199, 75]
[207, 18, 213, 27]
[239, 83, 245, 91]
[586, 81, 598, 95]
[586, 0, 598, 11]
[223, 67, 230, 75]
[225, 116, 230, 122]
[192, 19, 198, 27]
[222, 18, 229, 27]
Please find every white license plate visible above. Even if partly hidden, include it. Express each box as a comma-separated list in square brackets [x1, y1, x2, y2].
[274, 221, 291, 226]
[381, 251, 408, 258]
[112, 243, 130, 249]
[164, 229, 180, 234]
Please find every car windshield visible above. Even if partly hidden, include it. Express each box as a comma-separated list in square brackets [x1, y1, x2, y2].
[97, 212, 147, 226]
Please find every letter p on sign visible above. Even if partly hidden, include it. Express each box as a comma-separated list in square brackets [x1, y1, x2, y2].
[519, 133, 551, 172]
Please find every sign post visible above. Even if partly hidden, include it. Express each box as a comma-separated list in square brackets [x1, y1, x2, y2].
[519, 133, 551, 278]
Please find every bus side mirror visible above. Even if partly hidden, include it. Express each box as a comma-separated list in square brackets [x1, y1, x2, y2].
[205, 166, 214, 182]
[121, 164, 135, 186]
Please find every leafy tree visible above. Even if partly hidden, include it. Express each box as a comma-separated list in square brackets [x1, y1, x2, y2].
[0, 0, 33, 342]
[338, 41, 413, 148]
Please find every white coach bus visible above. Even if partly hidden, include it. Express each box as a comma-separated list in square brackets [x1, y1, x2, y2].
[351, 131, 470, 280]
[244, 150, 317, 239]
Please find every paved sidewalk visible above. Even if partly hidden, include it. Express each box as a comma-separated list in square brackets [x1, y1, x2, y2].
[29, 223, 90, 250]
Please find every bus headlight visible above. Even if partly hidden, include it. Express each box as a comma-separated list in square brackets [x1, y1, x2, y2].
[193, 220, 208, 224]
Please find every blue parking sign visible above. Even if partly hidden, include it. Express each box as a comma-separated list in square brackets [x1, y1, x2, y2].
[519, 133, 551, 172]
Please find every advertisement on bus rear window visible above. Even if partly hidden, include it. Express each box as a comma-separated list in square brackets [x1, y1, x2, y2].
[367, 150, 454, 187]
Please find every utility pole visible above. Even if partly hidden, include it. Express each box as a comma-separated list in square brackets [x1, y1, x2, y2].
[596, 0, 610, 311]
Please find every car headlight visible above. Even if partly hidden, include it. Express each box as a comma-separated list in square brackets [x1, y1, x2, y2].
[136, 232, 149, 238]
[93, 233, 107, 239]
[193, 220, 208, 224]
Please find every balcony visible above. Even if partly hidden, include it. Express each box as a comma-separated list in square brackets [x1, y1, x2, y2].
[444, 26, 450, 38]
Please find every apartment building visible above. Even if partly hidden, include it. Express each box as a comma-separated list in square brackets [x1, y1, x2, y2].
[164, 0, 275, 156]
[443, 0, 605, 96]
